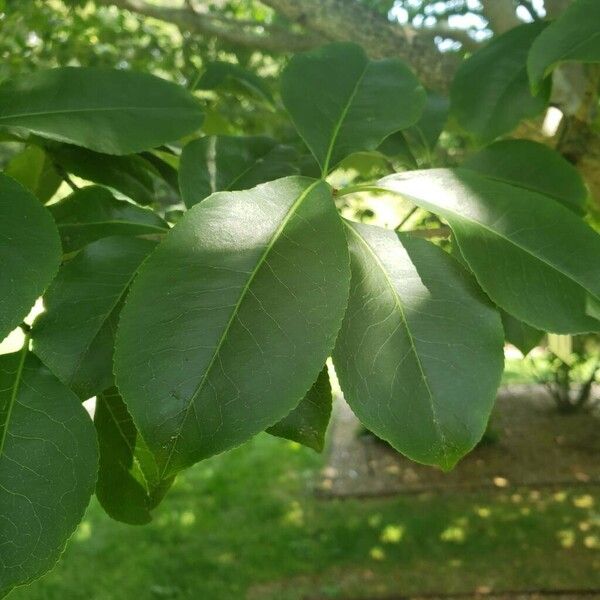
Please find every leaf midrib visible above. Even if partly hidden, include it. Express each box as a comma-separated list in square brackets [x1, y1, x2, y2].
[322, 62, 369, 175]
[344, 222, 450, 464]
[0, 106, 200, 120]
[160, 179, 323, 477]
[0, 339, 29, 460]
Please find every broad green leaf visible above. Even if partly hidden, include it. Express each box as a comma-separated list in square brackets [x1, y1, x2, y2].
[49, 186, 168, 253]
[51, 144, 159, 206]
[178, 135, 298, 207]
[528, 0, 600, 90]
[142, 150, 180, 194]
[333, 223, 504, 470]
[0, 348, 97, 596]
[378, 132, 418, 169]
[95, 388, 173, 525]
[31, 236, 156, 399]
[463, 140, 587, 214]
[115, 177, 350, 476]
[403, 91, 449, 155]
[0, 174, 61, 342]
[451, 23, 551, 142]
[267, 367, 332, 452]
[195, 61, 274, 104]
[281, 42, 425, 175]
[4, 145, 61, 203]
[0, 67, 204, 155]
[500, 310, 544, 356]
[378, 169, 600, 334]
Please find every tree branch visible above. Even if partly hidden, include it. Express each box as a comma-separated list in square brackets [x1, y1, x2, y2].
[95, 0, 324, 54]
[480, 0, 521, 33]
[257, 0, 459, 92]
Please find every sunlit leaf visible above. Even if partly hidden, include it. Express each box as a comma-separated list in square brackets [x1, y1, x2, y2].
[333, 223, 504, 470]
[115, 177, 349, 476]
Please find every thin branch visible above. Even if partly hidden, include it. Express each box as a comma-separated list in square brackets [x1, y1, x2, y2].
[94, 0, 323, 53]
[479, 0, 520, 33]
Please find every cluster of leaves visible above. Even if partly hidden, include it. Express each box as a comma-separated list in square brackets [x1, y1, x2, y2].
[0, 0, 600, 595]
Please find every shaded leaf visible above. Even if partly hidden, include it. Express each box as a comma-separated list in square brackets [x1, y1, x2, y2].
[4, 145, 61, 203]
[115, 177, 350, 476]
[0, 349, 97, 596]
[267, 367, 332, 452]
[49, 186, 168, 253]
[378, 169, 600, 333]
[0, 67, 204, 154]
[528, 0, 600, 90]
[333, 223, 504, 470]
[500, 310, 545, 356]
[95, 388, 174, 525]
[451, 23, 551, 142]
[195, 61, 274, 104]
[31, 236, 156, 399]
[281, 42, 425, 174]
[179, 135, 298, 207]
[463, 139, 587, 214]
[0, 174, 61, 342]
[51, 144, 158, 206]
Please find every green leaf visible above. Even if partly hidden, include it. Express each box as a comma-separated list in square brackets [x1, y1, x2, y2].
[31, 236, 156, 399]
[195, 61, 274, 104]
[528, 0, 600, 90]
[463, 140, 587, 214]
[333, 223, 504, 470]
[95, 388, 173, 525]
[178, 135, 299, 207]
[267, 367, 332, 452]
[451, 23, 551, 142]
[4, 145, 61, 203]
[500, 310, 544, 356]
[403, 91, 449, 154]
[0, 174, 61, 342]
[49, 186, 168, 253]
[0, 67, 204, 155]
[0, 348, 97, 596]
[50, 144, 159, 206]
[115, 177, 350, 476]
[281, 42, 425, 175]
[378, 168, 600, 334]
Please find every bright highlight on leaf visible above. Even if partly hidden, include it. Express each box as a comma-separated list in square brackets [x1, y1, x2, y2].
[0, 67, 204, 154]
[333, 223, 504, 470]
[281, 42, 425, 175]
[115, 177, 350, 476]
[378, 169, 600, 334]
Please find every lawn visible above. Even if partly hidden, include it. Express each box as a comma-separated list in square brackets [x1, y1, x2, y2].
[11, 428, 600, 600]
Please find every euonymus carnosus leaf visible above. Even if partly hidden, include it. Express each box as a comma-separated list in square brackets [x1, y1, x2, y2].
[115, 176, 350, 477]
[463, 139, 588, 215]
[267, 366, 332, 452]
[95, 388, 173, 525]
[178, 135, 299, 207]
[500, 310, 545, 357]
[0, 174, 61, 342]
[451, 22, 551, 142]
[332, 222, 504, 470]
[48, 186, 168, 253]
[50, 144, 160, 206]
[31, 236, 156, 399]
[281, 42, 425, 175]
[378, 168, 600, 334]
[4, 145, 61, 203]
[0, 67, 204, 155]
[0, 348, 97, 597]
[528, 0, 600, 90]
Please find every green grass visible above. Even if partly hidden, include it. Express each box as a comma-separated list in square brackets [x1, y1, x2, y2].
[11, 432, 600, 600]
